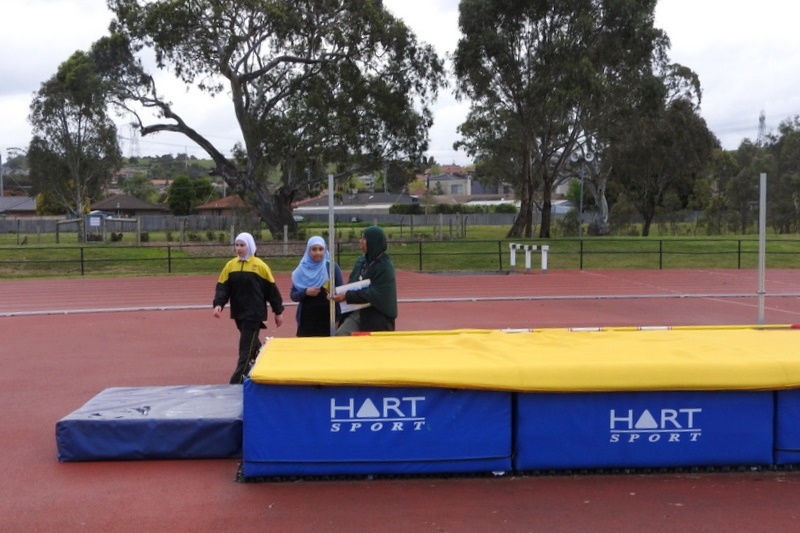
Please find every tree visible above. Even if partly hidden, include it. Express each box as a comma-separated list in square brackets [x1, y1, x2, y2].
[719, 140, 766, 234]
[167, 175, 194, 216]
[604, 97, 718, 236]
[453, 0, 671, 238]
[699, 148, 740, 234]
[120, 172, 158, 202]
[765, 117, 800, 234]
[148, 154, 210, 182]
[167, 174, 217, 215]
[27, 51, 122, 217]
[192, 177, 217, 207]
[455, 105, 536, 232]
[95, 0, 443, 237]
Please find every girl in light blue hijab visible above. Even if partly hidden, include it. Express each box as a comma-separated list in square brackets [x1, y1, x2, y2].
[290, 236, 343, 336]
[291, 236, 329, 289]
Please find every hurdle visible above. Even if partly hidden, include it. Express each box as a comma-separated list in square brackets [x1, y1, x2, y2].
[509, 243, 548, 273]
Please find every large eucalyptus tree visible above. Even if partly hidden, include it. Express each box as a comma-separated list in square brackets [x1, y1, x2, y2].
[28, 51, 122, 218]
[453, 0, 672, 238]
[98, 0, 443, 236]
[603, 95, 718, 236]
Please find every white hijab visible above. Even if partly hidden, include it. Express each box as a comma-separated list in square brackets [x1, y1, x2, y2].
[235, 232, 257, 260]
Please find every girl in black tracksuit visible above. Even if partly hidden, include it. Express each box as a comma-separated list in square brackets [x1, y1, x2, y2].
[213, 232, 284, 383]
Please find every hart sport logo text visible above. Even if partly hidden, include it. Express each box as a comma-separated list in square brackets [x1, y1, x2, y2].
[330, 396, 427, 433]
[609, 407, 702, 444]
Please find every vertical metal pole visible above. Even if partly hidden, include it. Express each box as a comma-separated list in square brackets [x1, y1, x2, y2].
[757, 173, 767, 325]
[738, 239, 742, 269]
[578, 167, 584, 239]
[498, 241, 503, 271]
[328, 174, 337, 336]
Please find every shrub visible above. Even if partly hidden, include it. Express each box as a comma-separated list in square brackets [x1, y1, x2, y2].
[558, 211, 580, 237]
[389, 203, 422, 215]
[493, 203, 518, 214]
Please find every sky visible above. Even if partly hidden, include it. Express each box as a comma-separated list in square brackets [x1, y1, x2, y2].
[1, 0, 799, 166]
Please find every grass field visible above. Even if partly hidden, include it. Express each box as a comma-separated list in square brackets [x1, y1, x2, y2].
[1, 224, 799, 278]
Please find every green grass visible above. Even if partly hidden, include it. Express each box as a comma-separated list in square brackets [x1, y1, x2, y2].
[1, 225, 799, 279]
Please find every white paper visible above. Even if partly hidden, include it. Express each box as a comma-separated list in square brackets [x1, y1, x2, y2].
[335, 279, 371, 314]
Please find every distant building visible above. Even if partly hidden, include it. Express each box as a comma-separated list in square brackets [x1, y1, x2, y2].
[432, 164, 470, 177]
[90, 194, 168, 217]
[427, 173, 471, 195]
[0, 196, 37, 218]
[293, 191, 418, 218]
[195, 195, 254, 218]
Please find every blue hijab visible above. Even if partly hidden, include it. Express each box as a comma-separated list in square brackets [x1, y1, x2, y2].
[291, 236, 330, 289]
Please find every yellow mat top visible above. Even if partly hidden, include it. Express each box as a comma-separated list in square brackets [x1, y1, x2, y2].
[249, 326, 800, 392]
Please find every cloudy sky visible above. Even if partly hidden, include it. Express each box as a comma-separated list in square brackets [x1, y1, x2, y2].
[1, 0, 798, 166]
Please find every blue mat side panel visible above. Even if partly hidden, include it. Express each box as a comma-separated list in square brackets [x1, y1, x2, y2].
[774, 450, 800, 465]
[242, 381, 512, 477]
[514, 391, 774, 471]
[56, 385, 242, 461]
[774, 389, 800, 464]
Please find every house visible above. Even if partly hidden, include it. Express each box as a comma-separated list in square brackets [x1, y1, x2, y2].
[0, 196, 37, 218]
[90, 194, 168, 217]
[429, 164, 471, 177]
[424, 166, 512, 196]
[195, 195, 254, 217]
[427, 173, 472, 195]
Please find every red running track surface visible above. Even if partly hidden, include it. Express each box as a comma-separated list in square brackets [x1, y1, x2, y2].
[2, 269, 800, 532]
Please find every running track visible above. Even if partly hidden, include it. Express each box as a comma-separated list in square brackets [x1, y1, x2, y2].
[2, 269, 800, 532]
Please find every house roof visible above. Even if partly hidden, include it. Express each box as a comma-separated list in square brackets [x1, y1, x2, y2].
[196, 195, 246, 210]
[428, 173, 469, 182]
[0, 196, 36, 214]
[425, 164, 471, 177]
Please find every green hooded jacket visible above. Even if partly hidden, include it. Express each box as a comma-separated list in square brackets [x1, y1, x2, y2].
[345, 226, 398, 328]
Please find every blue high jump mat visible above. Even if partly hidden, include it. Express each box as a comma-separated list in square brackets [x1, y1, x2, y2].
[56, 385, 242, 461]
[513, 390, 774, 471]
[241, 380, 512, 478]
[774, 389, 800, 465]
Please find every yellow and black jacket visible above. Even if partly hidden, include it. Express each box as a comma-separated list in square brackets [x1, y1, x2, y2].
[213, 256, 284, 323]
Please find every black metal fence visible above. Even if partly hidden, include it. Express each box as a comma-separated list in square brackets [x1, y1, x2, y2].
[2, 238, 798, 278]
